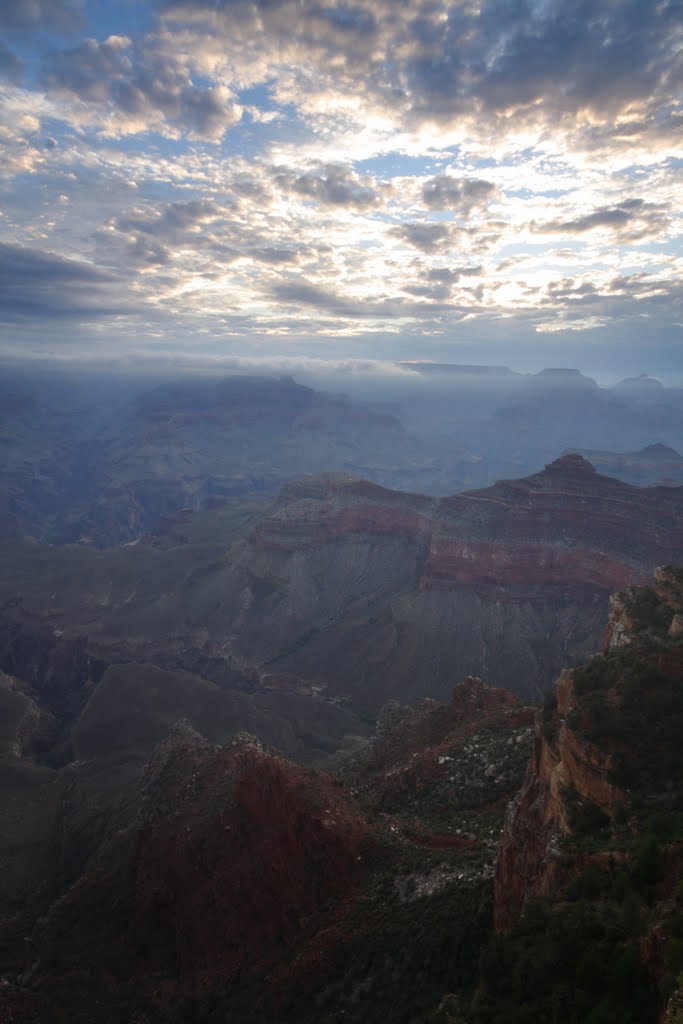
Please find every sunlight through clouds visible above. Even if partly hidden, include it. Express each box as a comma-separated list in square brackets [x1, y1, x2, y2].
[0, 0, 680, 372]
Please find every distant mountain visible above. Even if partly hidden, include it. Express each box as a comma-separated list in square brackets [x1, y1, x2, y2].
[532, 366, 598, 389]
[612, 373, 665, 401]
[0, 373, 480, 545]
[485, 379, 679, 457]
[50, 375, 418, 546]
[568, 442, 683, 486]
[2, 367, 683, 546]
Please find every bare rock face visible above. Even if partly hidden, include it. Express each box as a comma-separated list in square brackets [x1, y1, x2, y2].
[3, 457, 682, 715]
[0, 670, 43, 758]
[251, 456, 681, 587]
[493, 667, 626, 932]
[221, 457, 683, 704]
[493, 569, 683, 933]
[39, 725, 373, 1004]
[350, 671, 536, 823]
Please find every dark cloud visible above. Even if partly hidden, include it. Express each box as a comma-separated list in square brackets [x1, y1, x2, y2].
[0, 0, 82, 34]
[403, 263, 482, 301]
[535, 199, 670, 240]
[427, 265, 481, 283]
[546, 278, 599, 300]
[163, 0, 680, 130]
[271, 280, 363, 317]
[276, 164, 380, 208]
[309, 4, 376, 35]
[0, 243, 120, 320]
[406, 0, 681, 126]
[403, 282, 452, 301]
[390, 222, 452, 253]
[0, 43, 23, 82]
[270, 278, 406, 319]
[102, 200, 224, 266]
[254, 248, 299, 264]
[540, 272, 683, 326]
[162, 0, 379, 53]
[115, 200, 221, 238]
[102, 198, 311, 270]
[42, 37, 242, 140]
[124, 0, 677, 142]
[230, 174, 272, 202]
[269, 276, 457, 321]
[422, 175, 497, 213]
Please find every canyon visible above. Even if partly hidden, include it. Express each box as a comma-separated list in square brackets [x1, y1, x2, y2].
[1, 454, 681, 729]
[1, 572, 681, 1023]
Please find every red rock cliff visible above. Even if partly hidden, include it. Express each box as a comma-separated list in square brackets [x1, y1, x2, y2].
[494, 570, 683, 932]
[249, 457, 683, 591]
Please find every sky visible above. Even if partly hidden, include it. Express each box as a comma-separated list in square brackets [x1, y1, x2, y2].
[0, 0, 682, 381]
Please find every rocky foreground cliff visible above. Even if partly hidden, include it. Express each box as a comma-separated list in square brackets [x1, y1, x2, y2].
[0, 575, 682, 1023]
[484, 567, 683, 1024]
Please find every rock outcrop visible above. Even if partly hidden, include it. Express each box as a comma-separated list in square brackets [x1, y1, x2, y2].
[494, 568, 683, 932]
[493, 665, 627, 931]
[217, 456, 683, 704]
[251, 455, 683, 589]
[37, 724, 374, 1015]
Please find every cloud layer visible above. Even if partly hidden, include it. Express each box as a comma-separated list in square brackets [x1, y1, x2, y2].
[0, 0, 680, 373]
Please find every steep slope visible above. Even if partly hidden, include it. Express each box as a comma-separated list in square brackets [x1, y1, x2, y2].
[2, 575, 682, 1023]
[1, 455, 682, 712]
[478, 569, 683, 1023]
[1, 678, 534, 1024]
[34, 727, 373, 1017]
[0, 671, 63, 966]
[211, 454, 683, 703]
[345, 677, 534, 837]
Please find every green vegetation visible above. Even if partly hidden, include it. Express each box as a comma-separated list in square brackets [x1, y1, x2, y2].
[472, 828, 683, 1024]
[468, 578, 683, 1024]
[281, 849, 490, 1024]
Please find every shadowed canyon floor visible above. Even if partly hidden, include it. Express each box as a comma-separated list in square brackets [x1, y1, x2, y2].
[0, 574, 682, 1022]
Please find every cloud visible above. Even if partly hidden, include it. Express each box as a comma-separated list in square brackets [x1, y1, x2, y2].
[428, 265, 482, 283]
[158, 0, 681, 142]
[422, 175, 498, 214]
[0, 0, 82, 34]
[115, 199, 222, 238]
[405, 0, 682, 130]
[390, 222, 453, 253]
[1, 0, 680, 367]
[269, 278, 397, 320]
[98, 199, 226, 266]
[100, 195, 307, 271]
[276, 163, 380, 209]
[42, 35, 243, 140]
[534, 199, 671, 241]
[0, 243, 122, 320]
